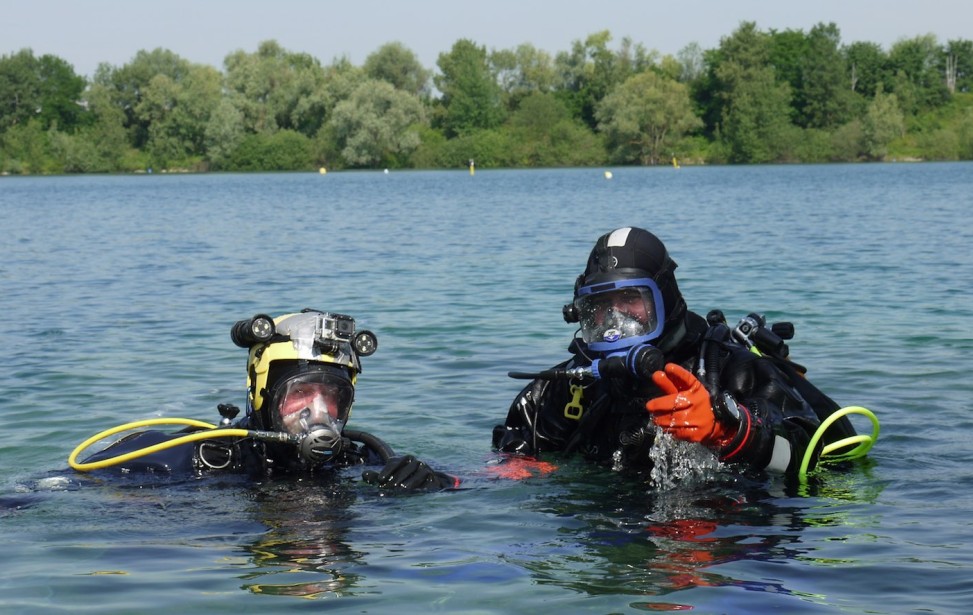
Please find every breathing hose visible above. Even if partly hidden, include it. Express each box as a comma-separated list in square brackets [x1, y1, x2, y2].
[68, 419, 396, 472]
[67, 418, 286, 472]
[797, 406, 880, 482]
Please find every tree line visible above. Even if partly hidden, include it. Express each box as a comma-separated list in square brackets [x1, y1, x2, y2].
[2, 21, 973, 174]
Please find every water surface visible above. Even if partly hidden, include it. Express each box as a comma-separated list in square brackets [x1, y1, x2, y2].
[2, 164, 972, 613]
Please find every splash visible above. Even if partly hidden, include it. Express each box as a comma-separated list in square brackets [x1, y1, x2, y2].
[645, 429, 721, 490]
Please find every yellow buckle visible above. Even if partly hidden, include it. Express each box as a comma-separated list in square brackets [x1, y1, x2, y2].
[564, 384, 584, 420]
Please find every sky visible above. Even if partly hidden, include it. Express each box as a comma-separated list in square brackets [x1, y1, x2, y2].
[3, 0, 971, 79]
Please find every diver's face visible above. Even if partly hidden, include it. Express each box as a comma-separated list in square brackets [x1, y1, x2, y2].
[277, 383, 341, 435]
[589, 288, 652, 326]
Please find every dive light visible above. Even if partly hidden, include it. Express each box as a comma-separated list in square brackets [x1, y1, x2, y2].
[231, 314, 276, 348]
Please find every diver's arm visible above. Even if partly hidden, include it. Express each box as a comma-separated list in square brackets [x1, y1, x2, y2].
[645, 362, 822, 477]
[492, 379, 544, 455]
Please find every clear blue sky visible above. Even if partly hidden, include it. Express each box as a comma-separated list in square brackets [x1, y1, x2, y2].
[3, 0, 971, 78]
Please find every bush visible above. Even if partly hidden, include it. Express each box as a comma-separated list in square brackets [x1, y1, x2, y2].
[227, 130, 313, 171]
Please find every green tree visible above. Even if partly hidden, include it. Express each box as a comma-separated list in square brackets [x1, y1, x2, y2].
[227, 130, 313, 171]
[845, 41, 888, 99]
[93, 48, 192, 148]
[135, 64, 222, 167]
[0, 118, 48, 173]
[943, 39, 973, 94]
[676, 42, 705, 83]
[328, 79, 427, 167]
[364, 42, 430, 97]
[80, 81, 132, 171]
[0, 49, 86, 133]
[435, 39, 505, 137]
[554, 31, 656, 129]
[862, 87, 904, 160]
[505, 91, 604, 166]
[204, 99, 245, 169]
[595, 71, 702, 164]
[800, 23, 855, 128]
[491, 43, 560, 112]
[712, 22, 794, 163]
[223, 40, 329, 136]
[888, 34, 949, 113]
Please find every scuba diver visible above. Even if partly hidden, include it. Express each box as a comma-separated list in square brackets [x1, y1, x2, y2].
[71, 309, 458, 492]
[494, 227, 877, 481]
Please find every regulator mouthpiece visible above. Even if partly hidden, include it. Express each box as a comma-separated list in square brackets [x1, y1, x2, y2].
[299, 428, 344, 463]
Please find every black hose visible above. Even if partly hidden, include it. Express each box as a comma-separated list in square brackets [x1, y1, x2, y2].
[344, 429, 395, 462]
[702, 324, 730, 392]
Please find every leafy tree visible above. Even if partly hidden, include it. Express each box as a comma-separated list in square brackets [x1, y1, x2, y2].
[595, 71, 702, 164]
[0, 119, 48, 173]
[862, 87, 904, 159]
[491, 43, 561, 113]
[223, 40, 329, 136]
[135, 64, 222, 167]
[676, 42, 706, 83]
[36, 54, 87, 131]
[204, 99, 245, 169]
[845, 41, 888, 98]
[712, 22, 794, 163]
[364, 42, 430, 97]
[79, 81, 132, 171]
[943, 39, 973, 94]
[328, 79, 426, 167]
[554, 31, 655, 129]
[800, 23, 856, 128]
[506, 91, 604, 166]
[435, 39, 505, 137]
[227, 129, 313, 171]
[767, 27, 808, 103]
[888, 34, 949, 112]
[0, 49, 86, 133]
[93, 48, 192, 148]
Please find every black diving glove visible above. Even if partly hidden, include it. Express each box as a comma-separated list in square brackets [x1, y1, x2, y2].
[362, 455, 459, 492]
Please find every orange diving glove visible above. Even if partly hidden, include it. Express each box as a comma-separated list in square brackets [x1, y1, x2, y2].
[645, 363, 733, 447]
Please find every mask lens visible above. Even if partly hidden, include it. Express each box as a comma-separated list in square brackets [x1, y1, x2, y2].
[275, 378, 352, 435]
[576, 287, 659, 344]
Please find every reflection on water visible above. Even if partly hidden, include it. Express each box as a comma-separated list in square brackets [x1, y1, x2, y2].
[506, 459, 884, 610]
[238, 477, 364, 599]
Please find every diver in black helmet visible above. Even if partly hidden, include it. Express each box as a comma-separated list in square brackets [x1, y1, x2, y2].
[494, 227, 875, 481]
[71, 309, 458, 492]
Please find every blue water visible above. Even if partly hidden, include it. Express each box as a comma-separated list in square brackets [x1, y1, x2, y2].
[2, 164, 972, 613]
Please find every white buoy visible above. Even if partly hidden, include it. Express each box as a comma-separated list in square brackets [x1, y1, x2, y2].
[319, 167, 327, 175]
[604, 171, 613, 179]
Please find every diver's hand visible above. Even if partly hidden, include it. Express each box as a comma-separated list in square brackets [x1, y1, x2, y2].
[362, 455, 459, 491]
[645, 363, 732, 447]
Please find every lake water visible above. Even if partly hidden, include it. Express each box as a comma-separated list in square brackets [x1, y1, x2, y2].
[2, 164, 972, 613]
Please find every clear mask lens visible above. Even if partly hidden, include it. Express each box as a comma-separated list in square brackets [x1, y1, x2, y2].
[576, 287, 660, 345]
[276, 380, 350, 436]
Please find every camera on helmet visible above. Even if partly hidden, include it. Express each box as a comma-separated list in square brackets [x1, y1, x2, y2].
[313, 312, 378, 357]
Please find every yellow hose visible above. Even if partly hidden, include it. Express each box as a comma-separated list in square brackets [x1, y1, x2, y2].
[68, 418, 250, 472]
[798, 406, 880, 482]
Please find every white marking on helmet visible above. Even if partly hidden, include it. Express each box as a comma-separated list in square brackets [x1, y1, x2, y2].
[607, 227, 633, 247]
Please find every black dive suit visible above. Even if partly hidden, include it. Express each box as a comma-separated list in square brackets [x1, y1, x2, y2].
[493, 310, 857, 478]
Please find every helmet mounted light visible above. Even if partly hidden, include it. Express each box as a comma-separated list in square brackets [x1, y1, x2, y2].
[230, 314, 276, 348]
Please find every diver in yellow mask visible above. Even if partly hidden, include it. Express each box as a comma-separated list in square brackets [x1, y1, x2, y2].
[71, 309, 457, 492]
